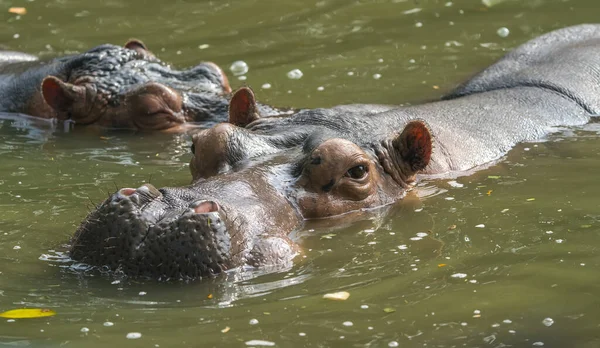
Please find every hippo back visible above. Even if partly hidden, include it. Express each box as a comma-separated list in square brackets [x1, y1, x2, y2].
[445, 24, 600, 114]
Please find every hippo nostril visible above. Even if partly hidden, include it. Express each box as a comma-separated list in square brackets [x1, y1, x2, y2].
[191, 200, 220, 214]
[119, 188, 137, 196]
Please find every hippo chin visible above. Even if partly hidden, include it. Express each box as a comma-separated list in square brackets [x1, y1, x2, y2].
[0, 40, 235, 131]
[72, 24, 600, 280]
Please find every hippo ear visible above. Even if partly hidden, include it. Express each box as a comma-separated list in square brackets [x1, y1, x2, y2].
[124, 39, 148, 53]
[394, 120, 432, 172]
[228, 87, 260, 127]
[41, 76, 85, 112]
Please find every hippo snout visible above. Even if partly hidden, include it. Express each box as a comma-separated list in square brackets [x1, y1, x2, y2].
[70, 184, 232, 280]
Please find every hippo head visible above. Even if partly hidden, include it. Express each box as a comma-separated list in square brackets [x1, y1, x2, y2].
[36, 40, 231, 130]
[71, 88, 432, 280]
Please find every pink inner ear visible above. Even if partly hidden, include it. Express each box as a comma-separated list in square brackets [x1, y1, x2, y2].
[124, 39, 148, 52]
[41, 77, 69, 111]
[228, 87, 257, 127]
[403, 121, 432, 171]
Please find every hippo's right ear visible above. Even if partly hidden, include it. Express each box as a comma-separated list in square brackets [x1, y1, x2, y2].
[228, 87, 260, 127]
[393, 120, 432, 173]
[124, 39, 149, 53]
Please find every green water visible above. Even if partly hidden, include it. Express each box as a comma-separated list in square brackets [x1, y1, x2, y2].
[1, 0, 600, 347]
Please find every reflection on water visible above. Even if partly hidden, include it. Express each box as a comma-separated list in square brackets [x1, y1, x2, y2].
[1, 0, 600, 347]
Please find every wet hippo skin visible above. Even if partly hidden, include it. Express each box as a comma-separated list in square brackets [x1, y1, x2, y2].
[72, 24, 600, 280]
[0, 40, 238, 131]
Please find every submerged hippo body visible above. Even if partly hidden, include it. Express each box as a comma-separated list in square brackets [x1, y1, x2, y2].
[72, 24, 600, 280]
[0, 41, 243, 130]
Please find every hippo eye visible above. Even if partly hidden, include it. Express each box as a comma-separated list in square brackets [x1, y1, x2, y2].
[190, 143, 196, 155]
[346, 165, 368, 180]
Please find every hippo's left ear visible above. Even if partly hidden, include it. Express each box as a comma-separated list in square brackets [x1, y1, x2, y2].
[393, 120, 432, 172]
[41, 76, 86, 112]
[228, 87, 260, 127]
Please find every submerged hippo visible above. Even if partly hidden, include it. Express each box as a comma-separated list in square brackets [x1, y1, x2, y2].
[71, 24, 600, 280]
[0, 40, 240, 130]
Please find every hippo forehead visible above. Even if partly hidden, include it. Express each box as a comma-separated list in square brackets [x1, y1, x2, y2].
[64, 44, 224, 105]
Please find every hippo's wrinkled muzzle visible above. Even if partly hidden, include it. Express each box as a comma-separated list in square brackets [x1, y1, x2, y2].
[71, 184, 232, 280]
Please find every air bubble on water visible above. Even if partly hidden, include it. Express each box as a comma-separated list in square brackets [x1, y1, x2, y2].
[249, 319, 259, 325]
[230, 61, 249, 76]
[555, 239, 564, 244]
[388, 342, 399, 347]
[497, 27, 510, 38]
[111, 280, 120, 285]
[475, 224, 485, 228]
[397, 245, 407, 250]
[126, 332, 142, 339]
[81, 327, 89, 333]
[368, 326, 374, 330]
[414, 208, 423, 212]
[461, 322, 468, 326]
[373, 73, 382, 80]
[343, 321, 353, 327]
[378, 58, 384, 63]
[198, 44, 210, 49]
[238, 76, 247, 81]
[347, 71, 355, 76]
[491, 323, 500, 328]
[416, 232, 428, 238]
[299, 332, 306, 336]
[317, 86, 324, 91]
[542, 318, 554, 327]
[503, 319, 512, 324]
[410, 237, 422, 241]
[451, 273, 467, 279]
[532, 342, 544, 346]
[287, 69, 303, 79]
[13, 34, 19, 39]
[361, 305, 369, 309]
[103, 322, 114, 327]
[415, 22, 423, 28]
[13, 246, 20, 250]
[139, 291, 146, 296]
[464, 236, 470, 242]
[474, 310, 481, 314]
[445, 197, 455, 200]
[261, 83, 272, 89]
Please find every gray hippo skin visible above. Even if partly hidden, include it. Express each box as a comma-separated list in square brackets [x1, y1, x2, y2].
[0, 40, 242, 130]
[72, 24, 599, 280]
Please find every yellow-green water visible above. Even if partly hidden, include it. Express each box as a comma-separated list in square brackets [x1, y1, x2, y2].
[1, 0, 600, 347]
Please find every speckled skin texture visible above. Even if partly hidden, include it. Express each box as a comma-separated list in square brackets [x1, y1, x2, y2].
[74, 24, 600, 280]
[0, 42, 237, 130]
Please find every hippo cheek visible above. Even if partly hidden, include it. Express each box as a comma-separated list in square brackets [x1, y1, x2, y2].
[125, 83, 187, 131]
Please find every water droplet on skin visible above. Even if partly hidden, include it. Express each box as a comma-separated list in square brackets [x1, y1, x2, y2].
[497, 27, 510, 38]
[230, 61, 249, 76]
[542, 318, 554, 327]
[287, 69, 303, 79]
[126, 332, 142, 339]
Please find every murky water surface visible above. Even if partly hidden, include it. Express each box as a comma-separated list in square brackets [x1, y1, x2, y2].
[1, 0, 600, 347]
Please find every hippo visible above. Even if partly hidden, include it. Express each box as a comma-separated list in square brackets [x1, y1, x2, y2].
[70, 24, 600, 280]
[0, 40, 272, 131]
